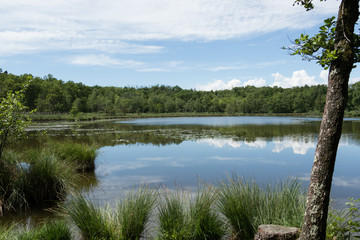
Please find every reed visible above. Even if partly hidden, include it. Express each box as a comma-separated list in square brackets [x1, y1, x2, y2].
[0, 223, 16, 240]
[216, 174, 306, 240]
[63, 193, 116, 240]
[52, 142, 98, 172]
[216, 175, 260, 239]
[156, 188, 191, 239]
[117, 186, 157, 240]
[0, 150, 28, 211]
[17, 220, 71, 240]
[25, 150, 77, 205]
[256, 179, 306, 228]
[189, 184, 226, 240]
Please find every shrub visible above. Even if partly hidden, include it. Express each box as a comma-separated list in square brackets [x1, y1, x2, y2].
[327, 198, 360, 239]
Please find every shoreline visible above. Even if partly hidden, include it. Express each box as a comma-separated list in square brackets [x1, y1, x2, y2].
[28, 112, 337, 122]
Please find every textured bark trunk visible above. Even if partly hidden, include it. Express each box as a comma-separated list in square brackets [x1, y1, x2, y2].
[299, 1, 359, 239]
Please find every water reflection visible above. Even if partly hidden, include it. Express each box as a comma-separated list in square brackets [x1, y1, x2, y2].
[11, 117, 360, 210]
[272, 137, 316, 155]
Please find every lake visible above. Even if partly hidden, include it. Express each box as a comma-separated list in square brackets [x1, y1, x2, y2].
[4, 116, 360, 223]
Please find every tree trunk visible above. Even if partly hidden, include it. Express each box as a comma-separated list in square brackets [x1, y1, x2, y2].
[299, 1, 359, 239]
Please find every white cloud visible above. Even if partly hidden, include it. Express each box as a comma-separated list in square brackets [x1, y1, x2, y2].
[0, 0, 339, 56]
[333, 177, 360, 188]
[137, 157, 172, 161]
[208, 66, 240, 71]
[208, 156, 250, 161]
[207, 60, 287, 72]
[320, 70, 329, 82]
[0, 32, 163, 55]
[259, 160, 287, 165]
[67, 54, 145, 68]
[350, 77, 360, 85]
[272, 136, 316, 155]
[136, 61, 184, 72]
[137, 68, 170, 72]
[104, 163, 148, 173]
[197, 138, 242, 148]
[197, 138, 267, 149]
[196, 79, 241, 91]
[196, 78, 266, 91]
[271, 70, 323, 88]
[243, 78, 267, 87]
[244, 140, 267, 148]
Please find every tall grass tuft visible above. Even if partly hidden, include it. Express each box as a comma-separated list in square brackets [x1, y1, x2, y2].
[17, 220, 71, 240]
[256, 179, 306, 228]
[216, 174, 306, 240]
[0, 223, 16, 240]
[0, 150, 28, 212]
[189, 184, 226, 240]
[157, 188, 190, 239]
[63, 193, 116, 240]
[52, 142, 98, 172]
[216, 175, 261, 239]
[25, 150, 77, 205]
[117, 185, 157, 240]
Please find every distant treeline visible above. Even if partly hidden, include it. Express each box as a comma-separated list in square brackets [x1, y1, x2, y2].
[1, 71, 360, 115]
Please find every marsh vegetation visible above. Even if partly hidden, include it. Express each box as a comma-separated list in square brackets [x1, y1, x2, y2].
[1, 115, 360, 239]
[0, 143, 98, 214]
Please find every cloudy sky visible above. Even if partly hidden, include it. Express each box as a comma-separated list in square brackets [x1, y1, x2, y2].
[1, 0, 359, 90]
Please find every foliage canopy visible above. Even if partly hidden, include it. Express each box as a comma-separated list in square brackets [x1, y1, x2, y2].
[0, 77, 34, 160]
[285, 16, 360, 69]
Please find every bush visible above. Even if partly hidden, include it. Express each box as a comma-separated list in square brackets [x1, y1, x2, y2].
[327, 198, 360, 239]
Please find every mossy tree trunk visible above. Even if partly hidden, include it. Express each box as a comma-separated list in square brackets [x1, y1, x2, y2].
[299, 1, 359, 239]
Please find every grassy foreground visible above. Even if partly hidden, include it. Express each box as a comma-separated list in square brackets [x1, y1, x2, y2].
[1, 176, 360, 239]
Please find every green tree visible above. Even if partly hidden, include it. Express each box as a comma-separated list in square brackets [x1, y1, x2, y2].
[0, 78, 33, 161]
[288, 1, 360, 239]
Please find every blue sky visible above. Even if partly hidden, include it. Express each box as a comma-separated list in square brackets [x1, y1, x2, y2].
[1, 0, 359, 90]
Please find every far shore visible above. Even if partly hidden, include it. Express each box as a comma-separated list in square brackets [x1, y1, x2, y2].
[27, 112, 340, 122]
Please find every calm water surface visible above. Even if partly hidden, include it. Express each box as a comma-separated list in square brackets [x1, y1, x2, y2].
[5, 116, 360, 223]
[92, 116, 360, 207]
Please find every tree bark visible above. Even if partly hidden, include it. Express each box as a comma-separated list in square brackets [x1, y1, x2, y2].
[299, 1, 359, 239]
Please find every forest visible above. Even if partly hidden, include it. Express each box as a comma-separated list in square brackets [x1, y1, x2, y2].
[1, 70, 360, 116]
